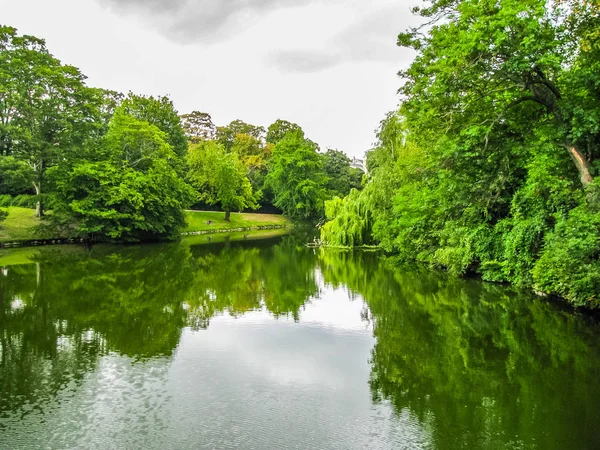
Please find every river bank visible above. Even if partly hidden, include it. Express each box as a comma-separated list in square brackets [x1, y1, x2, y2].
[0, 207, 290, 248]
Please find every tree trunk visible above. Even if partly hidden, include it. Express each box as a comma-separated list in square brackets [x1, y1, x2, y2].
[566, 144, 598, 206]
[224, 210, 231, 222]
[567, 145, 594, 188]
[34, 182, 44, 218]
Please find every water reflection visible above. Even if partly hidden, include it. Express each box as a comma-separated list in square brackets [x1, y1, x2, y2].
[1, 235, 600, 449]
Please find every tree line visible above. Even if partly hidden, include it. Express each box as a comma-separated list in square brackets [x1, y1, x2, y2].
[0, 25, 364, 241]
[321, 0, 600, 307]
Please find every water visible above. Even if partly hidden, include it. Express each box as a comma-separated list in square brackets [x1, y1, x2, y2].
[1, 231, 599, 449]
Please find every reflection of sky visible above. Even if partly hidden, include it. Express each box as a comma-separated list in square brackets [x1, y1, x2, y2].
[1, 285, 431, 449]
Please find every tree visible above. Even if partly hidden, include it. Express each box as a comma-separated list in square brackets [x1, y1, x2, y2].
[0, 156, 35, 195]
[266, 119, 304, 145]
[0, 26, 106, 217]
[180, 111, 217, 143]
[50, 111, 195, 241]
[119, 93, 188, 159]
[397, 0, 600, 197]
[265, 131, 328, 220]
[216, 120, 265, 151]
[187, 141, 258, 221]
[322, 149, 363, 198]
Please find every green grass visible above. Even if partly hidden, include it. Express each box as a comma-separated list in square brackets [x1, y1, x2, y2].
[0, 207, 55, 243]
[0, 207, 289, 244]
[183, 210, 290, 234]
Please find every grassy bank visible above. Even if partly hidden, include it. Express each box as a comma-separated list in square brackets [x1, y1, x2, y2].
[0, 207, 290, 244]
[183, 210, 290, 234]
[0, 207, 54, 242]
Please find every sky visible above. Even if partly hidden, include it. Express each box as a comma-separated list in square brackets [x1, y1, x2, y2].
[1, 0, 419, 157]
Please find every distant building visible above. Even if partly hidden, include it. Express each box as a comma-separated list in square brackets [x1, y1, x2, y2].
[350, 157, 366, 172]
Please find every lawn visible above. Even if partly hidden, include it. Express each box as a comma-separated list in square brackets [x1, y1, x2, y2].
[183, 210, 290, 234]
[0, 207, 290, 243]
[0, 207, 54, 243]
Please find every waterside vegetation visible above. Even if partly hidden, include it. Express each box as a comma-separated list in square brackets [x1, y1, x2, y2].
[0, 25, 363, 244]
[321, 0, 600, 308]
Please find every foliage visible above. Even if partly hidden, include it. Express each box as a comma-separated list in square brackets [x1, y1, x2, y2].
[265, 131, 329, 221]
[50, 113, 195, 241]
[321, 149, 363, 198]
[266, 119, 304, 145]
[321, 1, 600, 306]
[216, 119, 265, 151]
[0, 156, 34, 195]
[180, 111, 217, 142]
[187, 140, 258, 219]
[0, 26, 107, 217]
[118, 93, 188, 159]
[320, 189, 372, 247]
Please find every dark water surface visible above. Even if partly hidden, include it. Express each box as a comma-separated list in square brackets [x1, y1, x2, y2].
[1, 231, 599, 449]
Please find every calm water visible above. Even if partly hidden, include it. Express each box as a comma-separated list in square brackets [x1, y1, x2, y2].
[1, 231, 600, 449]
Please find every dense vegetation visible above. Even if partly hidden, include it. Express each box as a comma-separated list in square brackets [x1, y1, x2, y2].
[0, 26, 363, 241]
[322, 0, 600, 307]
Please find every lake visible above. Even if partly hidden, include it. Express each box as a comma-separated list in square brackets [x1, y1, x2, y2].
[1, 231, 599, 449]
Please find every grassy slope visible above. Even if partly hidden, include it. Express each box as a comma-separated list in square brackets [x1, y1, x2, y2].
[0, 207, 289, 243]
[183, 211, 289, 234]
[0, 207, 52, 242]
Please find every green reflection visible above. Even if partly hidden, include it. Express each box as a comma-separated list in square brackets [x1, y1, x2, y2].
[1, 238, 600, 449]
[0, 232, 318, 414]
[318, 250, 600, 450]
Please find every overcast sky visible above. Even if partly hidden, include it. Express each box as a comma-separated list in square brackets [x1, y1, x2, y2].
[1, 0, 418, 157]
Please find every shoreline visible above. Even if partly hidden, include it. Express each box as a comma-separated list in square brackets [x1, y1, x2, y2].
[0, 224, 290, 250]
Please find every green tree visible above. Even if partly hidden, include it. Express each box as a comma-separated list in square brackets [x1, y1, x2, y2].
[119, 93, 188, 159]
[0, 156, 35, 195]
[216, 120, 265, 151]
[322, 149, 363, 198]
[50, 111, 195, 241]
[397, 0, 600, 195]
[0, 26, 106, 217]
[265, 131, 328, 220]
[266, 119, 304, 145]
[187, 140, 258, 221]
[180, 111, 217, 143]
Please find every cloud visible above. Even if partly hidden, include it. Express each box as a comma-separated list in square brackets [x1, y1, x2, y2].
[267, 4, 412, 73]
[94, 0, 318, 43]
[268, 51, 342, 73]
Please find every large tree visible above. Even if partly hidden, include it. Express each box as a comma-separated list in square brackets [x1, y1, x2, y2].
[216, 120, 265, 151]
[119, 93, 188, 159]
[187, 141, 257, 221]
[180, 111, 217, 143]
[0, 26, 106, 217]
[50, 110, 195, 241]
[322, 149, 363, 198]
[266, 119, 304, 145]
[265, 131, 328, 220]
[398, 0, 600, 197]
